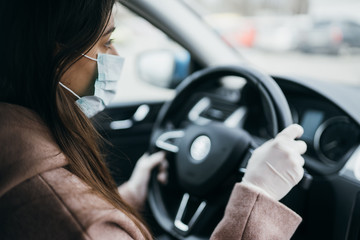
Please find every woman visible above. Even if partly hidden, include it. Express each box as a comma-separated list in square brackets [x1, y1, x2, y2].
[0, 0, 306, 239]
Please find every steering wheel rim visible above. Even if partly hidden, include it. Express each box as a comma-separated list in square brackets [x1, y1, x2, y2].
[148, 65, 293, 239]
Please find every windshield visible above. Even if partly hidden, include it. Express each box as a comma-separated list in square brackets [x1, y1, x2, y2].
[183, 0, 360, 86]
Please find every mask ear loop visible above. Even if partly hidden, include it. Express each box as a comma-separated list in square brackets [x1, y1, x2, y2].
[82, 53, 98, 62]
[58, 53, 97, 98]
[59, 82, 81, 99]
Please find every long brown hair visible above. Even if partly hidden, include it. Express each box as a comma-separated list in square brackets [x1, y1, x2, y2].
[0, 0, 151, 238]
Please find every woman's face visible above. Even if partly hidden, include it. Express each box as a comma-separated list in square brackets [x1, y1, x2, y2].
[60, 14, 118, 97]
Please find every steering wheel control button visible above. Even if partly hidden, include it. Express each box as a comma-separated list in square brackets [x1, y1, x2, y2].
[190, 135, 211, 162]
[155, 130, 185, 153]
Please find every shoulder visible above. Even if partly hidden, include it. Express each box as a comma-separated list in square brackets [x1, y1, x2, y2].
[0, 102, 48, 137]
[43, 168, 147, 239]
[0, 103, 145, 239]
[0, 168, 86, 239]
[0, 167, 144, 240]
[0, 103, 67, 197]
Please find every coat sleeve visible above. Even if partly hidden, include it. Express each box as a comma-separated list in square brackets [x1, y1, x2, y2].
[210, 183, 302, 240]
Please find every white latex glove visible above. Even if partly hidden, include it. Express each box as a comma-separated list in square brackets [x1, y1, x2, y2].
[242, 124, 307, 201]
[118, 151, 168, 210]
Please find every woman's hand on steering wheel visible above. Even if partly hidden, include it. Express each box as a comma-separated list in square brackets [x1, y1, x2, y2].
[118, 151, 168, 210]
[242, 124, 307, 201]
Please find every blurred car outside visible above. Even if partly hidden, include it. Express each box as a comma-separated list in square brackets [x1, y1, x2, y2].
[203, 13, 256, 48]
[252, 16, 310, 52]
[203, 13, 309, 52]
[298, 19, 360, 55]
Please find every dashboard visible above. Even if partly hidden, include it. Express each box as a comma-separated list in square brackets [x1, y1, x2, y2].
[276, 76, 360, 178]
[279, 81, 360, 177]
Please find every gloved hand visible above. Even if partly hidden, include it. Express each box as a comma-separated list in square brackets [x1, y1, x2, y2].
[242, 124, 307, 201]
[118, 151, 168, 210]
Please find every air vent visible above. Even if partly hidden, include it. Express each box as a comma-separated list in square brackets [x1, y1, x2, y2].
[188, 97, 240, 124]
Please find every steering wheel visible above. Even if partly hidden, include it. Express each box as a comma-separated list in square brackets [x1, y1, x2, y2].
[148, 65, 293, 239]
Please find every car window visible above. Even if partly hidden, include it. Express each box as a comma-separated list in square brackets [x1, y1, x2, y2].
[111, 4, 187, 104]
[183, 0, 360, 86]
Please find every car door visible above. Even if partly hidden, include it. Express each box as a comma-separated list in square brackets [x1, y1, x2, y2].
[93, 101, 164, 184]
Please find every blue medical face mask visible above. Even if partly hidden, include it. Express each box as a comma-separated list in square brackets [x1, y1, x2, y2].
[60, 53, 125, 118]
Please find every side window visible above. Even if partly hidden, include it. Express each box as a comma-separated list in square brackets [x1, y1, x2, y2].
[111, 4, 190, 103]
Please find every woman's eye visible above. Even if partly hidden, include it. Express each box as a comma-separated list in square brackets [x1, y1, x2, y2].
[105, 39, 114, 48]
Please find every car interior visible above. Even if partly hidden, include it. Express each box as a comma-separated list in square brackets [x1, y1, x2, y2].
[92, 0, 360, 239]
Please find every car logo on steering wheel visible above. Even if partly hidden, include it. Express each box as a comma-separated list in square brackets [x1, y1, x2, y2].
[190, 135, 211, 162]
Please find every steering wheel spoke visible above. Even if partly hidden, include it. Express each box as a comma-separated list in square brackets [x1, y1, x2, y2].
[174, 193, 207, 235]
[155, 129, 185, 153]
[239, 147, 255, 174]
[224, 106, 248, 128]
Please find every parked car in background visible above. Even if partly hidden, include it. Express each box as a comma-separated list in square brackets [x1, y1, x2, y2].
[298, 19, 360, 55]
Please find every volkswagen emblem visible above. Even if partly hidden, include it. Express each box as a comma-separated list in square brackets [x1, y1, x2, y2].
[190, 135, 211, 162]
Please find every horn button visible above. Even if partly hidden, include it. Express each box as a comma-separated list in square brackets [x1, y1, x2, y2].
[176, 122, 252, 196]
[190, 135, 211, 162]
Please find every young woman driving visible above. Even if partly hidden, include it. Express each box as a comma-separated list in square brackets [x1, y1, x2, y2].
[0, 0, 306, 239]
